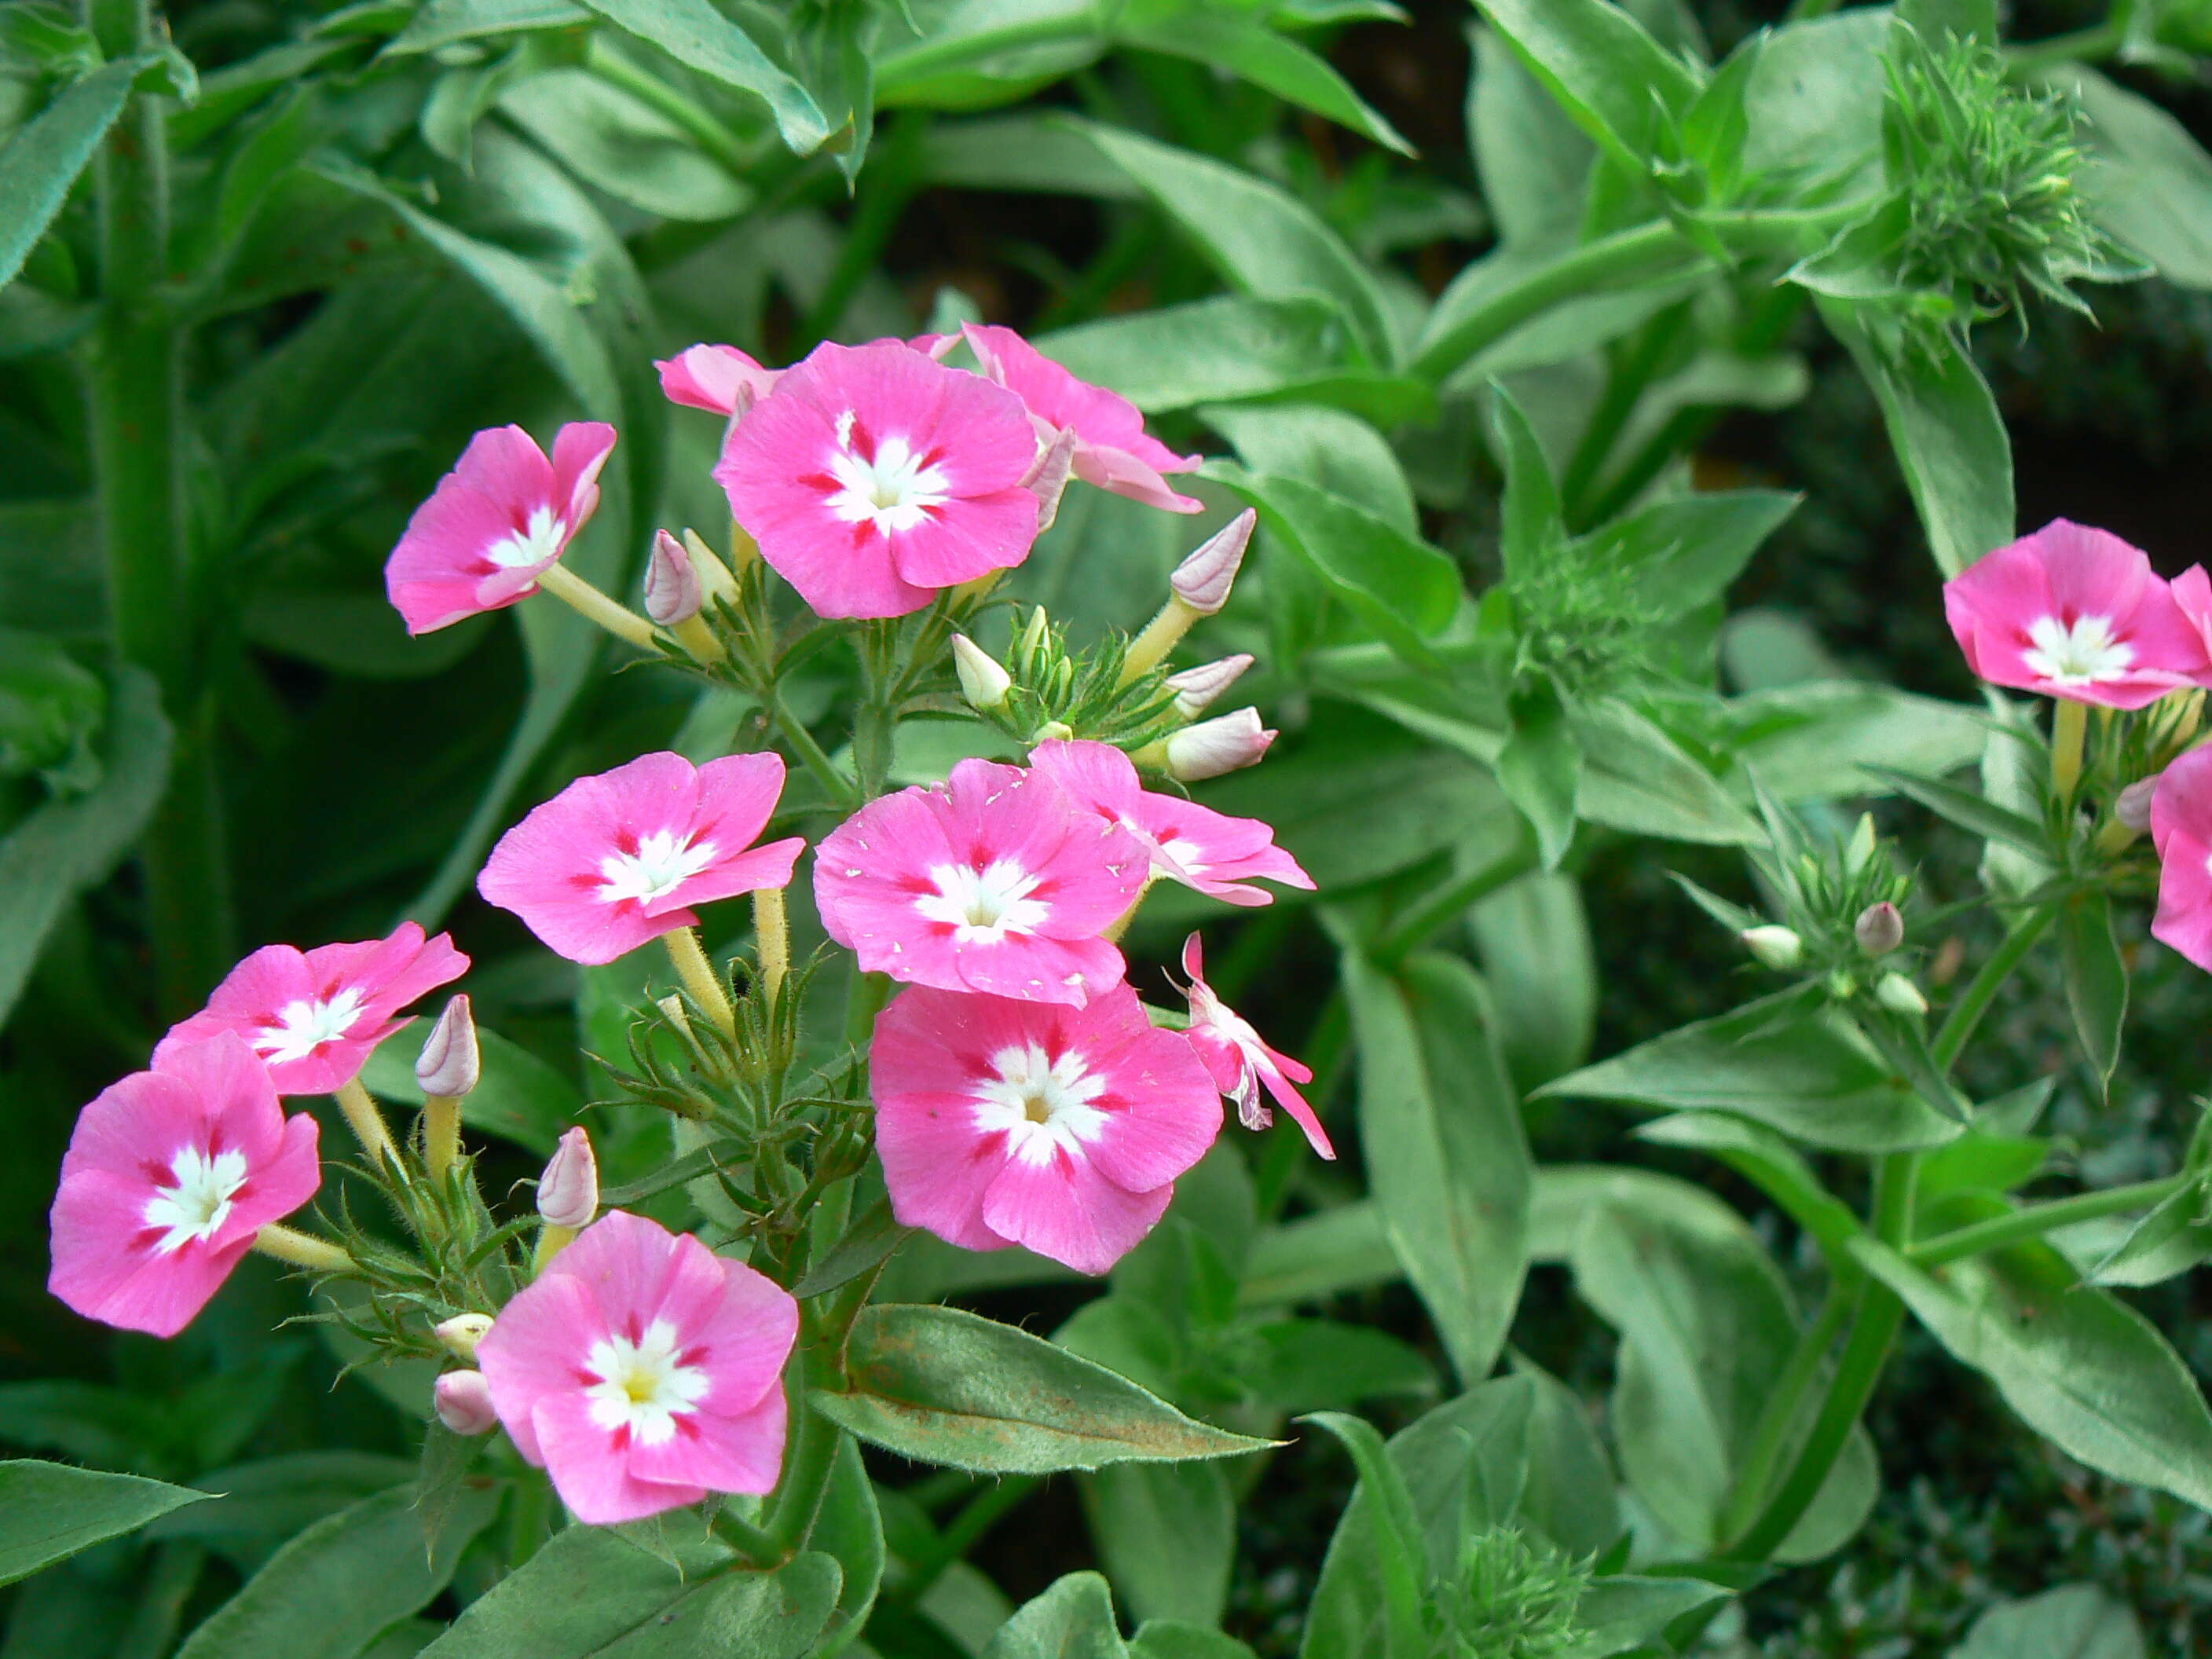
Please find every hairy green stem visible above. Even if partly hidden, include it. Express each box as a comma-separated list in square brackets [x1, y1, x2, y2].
[1716, 1283, 1852, 1543]
[771, 694, 860, 811]
[764, 1362, 843, 1557]
[710, 1505, 780, 1564]
[1372, 830, 1539, 969]
[584, 37, 752, 177]
[1932, 899, 2062, 1070]
[1911, 1173, 2189, 1269]
[1562, 303, 1691, 527]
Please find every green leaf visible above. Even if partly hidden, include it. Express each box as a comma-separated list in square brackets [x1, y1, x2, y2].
[813, 1305, 1276, 1474]
[1820, 298, 2013, 578]
[1511, 1354, 1621, 1558]
[1492, 383, 1563, 587]
[1470, 0, 1703, 170]
[1950, 1584, 2142, 1659]
[1862, 767, 2049, 859]
[1199, 402, 1416, 533]
[1583, 489, 1799, 620]
[1717, 681, 1990, 804]
[175, 1485, 497, 1659]
[421, 1525, 840, 1658]
[2090, 1180, 2212, 1289]
[1738, 9, 1888, 198]
[1573, 698, 1759, 845]
[0, 55, 141, 291]
[386, 0, 592, 55]
[143, 1452, 414, 1573]
[1497, 679, 1583, 870]
[983, 1572, 1128, 1659]
[1855, 1237, 2212, 1514]
[1635, 1111, 1863, 1267]
[1538, 993, 1965, 1155]
[1338, 949, 1532, 1386]
[1071, 119, 1396, 364]
[1562, 1576, 1730, 1658]
[812, 1437, 884, 1659]
[498, 69, 750, 221]
[0, 663, 170, 1025]
[1242, 1320, 1438, 1414]
[361, 1027, 581, 1157]
[0, 1462, 209, 1588]
[1299, 1413, 1428, 1659]
[573, 0, 830, 153]
[1468, 26, 1594, 249]
[2044, 66, 2212, 291]
[1079, 1461, 1233, 1629]
[1129, 1624, 1256, 1659]
[2060, 889, 2127, 1090]
[1469, 871, 1597, 1091]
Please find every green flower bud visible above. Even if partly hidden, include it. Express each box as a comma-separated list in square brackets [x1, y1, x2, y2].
[1876, 972, 1929, 1017]
[1742, 925, 1805, 972]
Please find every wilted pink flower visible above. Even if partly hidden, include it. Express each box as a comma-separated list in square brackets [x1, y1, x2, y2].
[435, 1369, 498, 1436]
[385, 423, 617, 635]
[715, 340, 1041, 620]
[2152, 746, 2212, 972]
[871, 982, 1221, 1273]
[1164, 708, 1275, 782]
[958, 324, 1202, 514]
[478, 752, 804, 967]
[656, 343, 779, 418]
[1943, 520, 2206, 709]
[49, 1034, 322, 1337]
[475, 1210, 797, 1524]
[1176, 933, 1331, 1158]
[813, 758, 1147, 1005]
[1028, 739, 1312, 908]
[158, 924, 468, 1097]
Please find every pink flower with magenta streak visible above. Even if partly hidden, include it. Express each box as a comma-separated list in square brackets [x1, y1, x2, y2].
[2152, 745, 2212, 973]
[476, 1210, 797, 1524]
[871, 983, 1222, 1274]
[1177, 933, 1332, 1159]
[385, 423, 616, 635]
[656, 343, 780, 418]
[478, 753, 804, 967]
[158, 924, 467, 1097]
[1029, 739, 1313, 909]
[716, 340, 1041, 619]
[814, 758, 1147, 1005]
[50, 1033, 322, 1337]
[956, 324, 1202, 513]
[1943, 520, 2207, 709]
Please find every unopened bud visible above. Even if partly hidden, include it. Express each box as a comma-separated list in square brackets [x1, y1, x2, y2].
[1170, 510, 1256, 616]
[1855, 901, 1904, 957]
[1741, 925, 1804, 972]
[434, 1313, 495, 1362]
[1163, 654, 1253, 718]
[434, 1369, 498, 1436]
[1033, 720, 1075, 743]
[1021, 427, 1079, 534]
[1874, 972, 1928, 1017]
[1165, 707, 1275, 781]
[644, 529, 703, 626]
[537, 1126, 599, 1229]
[1016, 606, 1050, 669]
[2118, 773, 2161, 832]
[679, 528, 738, 603]
[952, 634, 1013, 712]
[415, 996, 479, 1099]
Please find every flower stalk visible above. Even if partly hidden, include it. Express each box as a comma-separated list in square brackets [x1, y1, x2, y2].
[535, 562, 660, 651]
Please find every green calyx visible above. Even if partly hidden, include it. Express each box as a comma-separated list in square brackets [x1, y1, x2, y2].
[1437, 1526, 1591, 1659]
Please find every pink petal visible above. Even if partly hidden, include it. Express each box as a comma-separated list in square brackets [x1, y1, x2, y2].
[548, 422, 617, 532]
[873, 1089, 1013, 1254]
[49, 1171, 254, 1338]
[980, 1151, 1173, 1276]
[1256, 1059, 1334, 1159]
[625, 1386, 786, 1496]
[656, 346, 778, 416]
[476, 1271, 606, 1467]
[886, 486, 1040, 590]
[530, 1393, 709, 1524]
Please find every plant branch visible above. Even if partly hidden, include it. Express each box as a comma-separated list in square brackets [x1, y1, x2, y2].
[1910, 1173, 2189, 1269]
[1372, 830, 1539, 969]
[1931, 897, 2062, 1070]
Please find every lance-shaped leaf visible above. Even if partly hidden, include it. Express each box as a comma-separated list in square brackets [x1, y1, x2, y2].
[573, 0, 829, 154]
[0, 55, 144, 291]
[2061, 888, 2127, 1090]
[813, 1305, 1274, 1474]
[1496, 678, 1583, 871]
[0, 1462, 209, 1588]
[984, 1572, 1130, 1659]
[1470, 0, 1704, 170]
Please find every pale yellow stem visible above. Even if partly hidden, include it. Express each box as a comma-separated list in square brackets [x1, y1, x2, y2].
[683, 529, 738, 602]
[532, 1222, 579, 1276]
[254, 1222, 354, 1273]
[753, 884, 789, 1003]
[1102, 876, 1155, 944]
[729, 515, 760, 573]
[335, 1078, 397, 1170]
[1119, 595, 1201, 686]
[672, 614, 726, 662]
[536, 562, 659, 650]
[2052, 698, 2088, 803]
[2094, 818, 2141, 856]
[423, 1096, 462, 1181]
[665, 926, 737, 1037]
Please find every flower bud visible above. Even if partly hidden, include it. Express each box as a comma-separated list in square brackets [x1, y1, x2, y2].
[1016, 606, 1050, 672]
[1855, 901, 1904, 957]
[1170, 510, 1256, 616]
[1021, 427, 1079, 534]
[1741, 925, 1804, 972]
[415, 995, 479, 1099]
[1032, 720, 1075, 744]
[1165, 707, 1275, 782]
[434, 1369, 498, 1436]
[1875, 972, 1929, 1017]
[434, 1312, 495, 1362]
[679, 528, 738, 603]
[1163, 654, 1254, 719]
[952, 634, 1013, 713]
[2118, 773, 2161, 832]
[537, 1126, 598, 1229]
[644, 529, 704, 627]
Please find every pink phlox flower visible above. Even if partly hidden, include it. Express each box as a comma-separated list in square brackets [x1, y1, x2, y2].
[385, 423, 617, 635]
[655, 344, 781, 419]
[478, 752, 804, 967]
[958, 324, 1202, 514]
[475, 1210, 798, 1524]
[2151, 745, 2212, 973]
[1027, 739, 1313, 908]
[870, 982, 1222, 1274]
[157, 923, 468, 1097]
[1175, 933, 1332, 1159]
[813, 757, 1147, 1005]
[714, 339, 1042, 620]
[1943, 520, 2207, 709]
[49, 1033, 322, 1337]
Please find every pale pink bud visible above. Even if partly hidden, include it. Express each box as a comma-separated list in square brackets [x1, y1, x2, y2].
[1170, 511, 1256, 616]
[1021, 427, 1079, 534]
[1165, 707, 1275, 781]
[2119, 773, 2161, 832]
[434, 1312, 494, 1361]
[434, 1369, 497, 1436]
[1854, 901, 1903, 957]
[1163, 654, 1253, 718]
[644, 529, 703, 627]
[952, 633, 1013, 712]
[536, 1126, 598, 1229]
[415, 995, 479, 1098]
